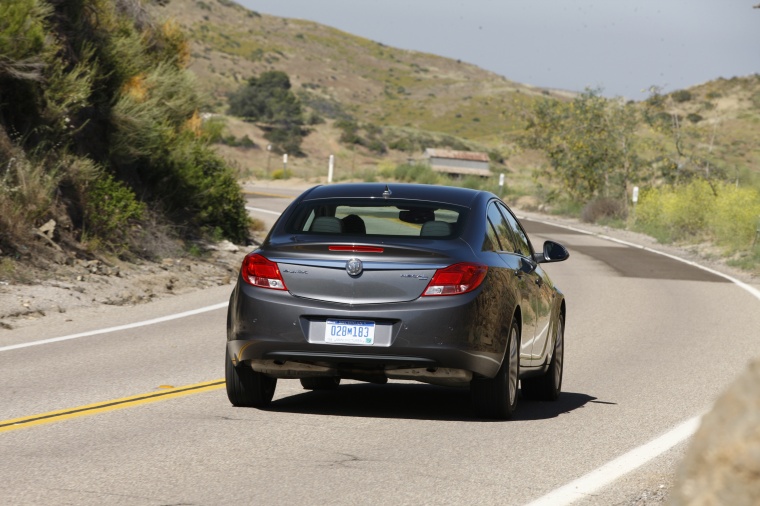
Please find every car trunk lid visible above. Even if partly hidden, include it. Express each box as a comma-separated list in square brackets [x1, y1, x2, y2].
[267, 242, 454, 304]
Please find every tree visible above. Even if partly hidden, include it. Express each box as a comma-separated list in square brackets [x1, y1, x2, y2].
[519, 88, 642, 204]
[642, 86, 727, 188]
[227, 71, 306, 154]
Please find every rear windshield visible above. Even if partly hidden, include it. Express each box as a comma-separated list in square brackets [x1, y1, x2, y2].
[285, 200, 466, 238]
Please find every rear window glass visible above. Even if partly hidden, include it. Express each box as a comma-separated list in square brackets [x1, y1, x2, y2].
[285, 200, 466, 238]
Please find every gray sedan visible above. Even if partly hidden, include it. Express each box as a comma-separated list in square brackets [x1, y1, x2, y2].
[226, 183, 568, 419]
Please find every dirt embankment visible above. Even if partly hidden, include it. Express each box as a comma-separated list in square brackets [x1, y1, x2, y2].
[0, 240, 247, 332]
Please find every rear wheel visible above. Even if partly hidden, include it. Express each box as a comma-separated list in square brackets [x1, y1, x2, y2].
[225, 351, 277, 407]
[521, 313, 564, 401]
[300, 377, 341, 390]
[471, 318, 520, 419]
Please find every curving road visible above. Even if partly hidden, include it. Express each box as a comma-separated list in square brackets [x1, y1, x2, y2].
[2, 186, 759, 505]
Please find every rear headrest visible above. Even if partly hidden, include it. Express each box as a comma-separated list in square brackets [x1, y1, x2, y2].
[310, 216, 343, 233]
[420, 220, 451, 237]
[342, 214, 366, 234]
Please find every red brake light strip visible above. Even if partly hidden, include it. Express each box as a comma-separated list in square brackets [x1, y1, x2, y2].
[328, 246, 384, 253]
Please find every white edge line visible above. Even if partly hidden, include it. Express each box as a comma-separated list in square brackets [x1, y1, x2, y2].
[3, 199, 282, 354]
[521, 216, 760, 302]
[246, 206, 281, 216]
[0, 302, 229, 353]
[524, 416, 703, 506]
[519, 216, 759, 505]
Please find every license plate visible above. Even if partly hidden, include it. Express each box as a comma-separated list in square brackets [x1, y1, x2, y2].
[324, 319, 375, 345]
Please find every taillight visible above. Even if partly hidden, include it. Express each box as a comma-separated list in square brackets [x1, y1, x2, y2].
[422, 263, 488, 296]
[241, 253, 287, 290]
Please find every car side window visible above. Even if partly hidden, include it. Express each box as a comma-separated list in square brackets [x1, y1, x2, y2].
[496, 202, 533, 257]
[482, 218, 500, 251]
[486, 202, 518, 253]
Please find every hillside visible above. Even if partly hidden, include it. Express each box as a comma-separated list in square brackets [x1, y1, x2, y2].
[654, 77, 760, 186]
[149, 0, 567, 142]
[148, 0, 760, 191]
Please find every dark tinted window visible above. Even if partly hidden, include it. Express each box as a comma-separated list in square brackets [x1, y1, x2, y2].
[496, 202, 533, 257]
[482, 219, 500, 252]
[285, 200, 466, 238]
[486, 202, 518, 252]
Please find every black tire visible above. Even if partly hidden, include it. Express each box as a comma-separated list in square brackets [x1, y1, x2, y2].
[521, 313, 564, 401]
[300, 377, 341, 390]
[225, 350, 277, 407]
[471, 318, 520, 419]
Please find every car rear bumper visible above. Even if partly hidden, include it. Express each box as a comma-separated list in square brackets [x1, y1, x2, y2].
[227, 280, 510, 379]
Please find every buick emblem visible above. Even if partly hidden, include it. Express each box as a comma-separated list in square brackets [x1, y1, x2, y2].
[346, 258, 363, 277]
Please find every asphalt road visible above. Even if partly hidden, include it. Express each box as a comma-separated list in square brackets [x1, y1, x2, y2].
[2, 187, 760, 505]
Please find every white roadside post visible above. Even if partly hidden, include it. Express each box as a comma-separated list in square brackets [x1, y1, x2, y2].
[283, 153, 288, 178]
[328, 154, 334, 183]
[632, 186, 639, 220]
[499, 173, 505, 196]
[265, 144, 272, 177]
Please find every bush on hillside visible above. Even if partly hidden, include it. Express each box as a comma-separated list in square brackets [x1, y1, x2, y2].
[581, 197, 626, 223]
[393, 163, 444, 185]
[0, 0, 250, 257]
[634, 180, 760, 250]
[227, 70, 306, 155]
[671, 89, 693, 103]
[81, 173, 145, 253]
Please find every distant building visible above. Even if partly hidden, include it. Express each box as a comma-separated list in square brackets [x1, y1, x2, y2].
[423, 148, 491, 178]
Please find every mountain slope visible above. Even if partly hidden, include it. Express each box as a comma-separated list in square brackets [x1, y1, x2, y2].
[148, 0, 760, 188]
[148, 0, 570, 145]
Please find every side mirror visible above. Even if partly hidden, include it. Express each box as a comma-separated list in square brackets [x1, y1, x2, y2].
[534, 241, 569, 264]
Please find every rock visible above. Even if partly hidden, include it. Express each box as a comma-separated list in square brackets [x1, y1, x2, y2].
[207, 240, 239, 252]
[38, 219, 56, 238]
[669, 358, 760, 505]
[33, 219, 62, 251]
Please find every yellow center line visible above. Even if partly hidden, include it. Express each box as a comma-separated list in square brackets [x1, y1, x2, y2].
[0, 379, 225, 433]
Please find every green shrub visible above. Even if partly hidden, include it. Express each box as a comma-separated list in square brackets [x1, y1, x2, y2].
[634, 180, 760, 251]
[671, 89, 693, 103]
[581, 197, 626, 223]
[359, 169, 378, 182]
[635, 180, 715, 242]
[457, 176, 489, 191]
[201, 116, 227, 143]
[393, 163, 443, 185]
[366, 139, 387, 154]
[376, 161, 396, 179]
[83, 173, 145, 252]
[164, 139, 250, 243]
[687, 113, 703, 124]
[708, 185, 760, 249]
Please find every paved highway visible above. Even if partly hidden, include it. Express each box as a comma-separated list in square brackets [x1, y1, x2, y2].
[2, 185, 759, 505]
